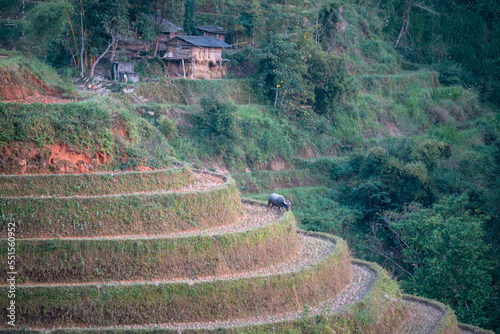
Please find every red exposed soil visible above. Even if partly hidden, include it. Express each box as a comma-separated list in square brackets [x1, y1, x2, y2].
[112, 117, 131, 141]
[0, 141, 111, 175]
[135, 165, 153, 172]
[48, 142, 94, 174]
[3, 92, 75, 104]
[0, 67, 73, 104]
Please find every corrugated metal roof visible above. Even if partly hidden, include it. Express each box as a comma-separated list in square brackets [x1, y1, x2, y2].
[195, 25, 228, 34]
[172, 36, 231, 48]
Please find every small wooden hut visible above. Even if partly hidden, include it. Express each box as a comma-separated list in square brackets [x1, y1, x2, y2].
[112, 62, 140, 83]
[162, 36, 231, 79]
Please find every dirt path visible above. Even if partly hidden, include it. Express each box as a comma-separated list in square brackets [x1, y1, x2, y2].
[461, 329, 476, 334]
[2, 93, 76, 104]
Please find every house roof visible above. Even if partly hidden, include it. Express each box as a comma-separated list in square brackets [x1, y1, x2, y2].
[117, 35, 143, 44]
[152, 17, 184, 33]
[170, 36, 231, 48]
[195, 25, 228, 35]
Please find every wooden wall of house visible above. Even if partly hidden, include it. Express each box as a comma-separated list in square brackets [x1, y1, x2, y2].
[191, 47, 222, 63]
[202, 32, 226, 42]
[164, 58, 226, 79]
[163, 42, 226, 79]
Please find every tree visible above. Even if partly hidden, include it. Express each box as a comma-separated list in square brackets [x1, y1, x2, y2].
[25, 0, 72, 56]
[316, 0, 340, 46]
[384, 195, 493, 327]
[183, 0, 197, 35]
[89, 23, 117, 78]
[306, 49, 353, 115]
[254, 32, 308, 113]
[196, 98, 237, 154]
[84, 0, 129, 77]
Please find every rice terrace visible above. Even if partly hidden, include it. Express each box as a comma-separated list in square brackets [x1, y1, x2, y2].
[0, 0, 499, 333]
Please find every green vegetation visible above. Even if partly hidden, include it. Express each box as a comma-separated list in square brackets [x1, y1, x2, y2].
[0, 49, 74, 95]
[0, 101, 114, 151]
[233, 169, 329, 193]
[0, 100, 176, 172]
[384, 196, 493, 326]
[383, 0, 500, 104]
[134, 79, 261, 105]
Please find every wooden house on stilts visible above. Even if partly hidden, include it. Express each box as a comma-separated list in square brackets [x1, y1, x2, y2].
[162, 35, 231, 79]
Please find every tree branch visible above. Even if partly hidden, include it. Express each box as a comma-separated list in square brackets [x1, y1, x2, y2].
[90, 32, 116, 78]
[394, 1, 439, 49]
[413, 2, 440, 16]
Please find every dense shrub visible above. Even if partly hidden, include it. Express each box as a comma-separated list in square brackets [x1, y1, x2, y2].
[385, 195, 493, 327]
[437, 61, 464, 87]
[195, 98, 237, 154]
[158, 115, 177, 140]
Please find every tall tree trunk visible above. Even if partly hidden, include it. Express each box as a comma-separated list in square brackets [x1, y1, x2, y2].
[21, 0, 25, 37]
[110, 42, 117, 62]
[394, 0, 412, 49]
[90, 35, 115, 78]
[315, 15, 319, 44]
[80, 10, 85, 77]
[66, 11, 79, 66]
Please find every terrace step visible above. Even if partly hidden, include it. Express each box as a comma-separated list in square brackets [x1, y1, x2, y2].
[0, 165, 195, 197]
[0, 233, 352, 329]
[0, 171, 243, 239]
[0, 203, 300, 284]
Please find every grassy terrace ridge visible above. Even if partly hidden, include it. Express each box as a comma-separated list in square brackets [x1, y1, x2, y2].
[0, 172, 243, 238]
[0, 258, 407, 334]
[232, 169, 329, 193]
[0, 203, 300, 284]
[459, 323, 496, 334]
[134, 79, 261, 105]
[0, 164, 195, 197]
[0, 233, 351, 328]
[359, 69, 440, 93]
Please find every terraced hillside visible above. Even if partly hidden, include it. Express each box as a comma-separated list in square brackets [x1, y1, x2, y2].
[1, 162, 491, 333]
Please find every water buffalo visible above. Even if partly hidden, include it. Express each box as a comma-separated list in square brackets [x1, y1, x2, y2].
[268, 193, 291, 212]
